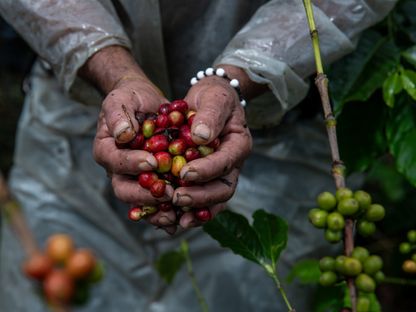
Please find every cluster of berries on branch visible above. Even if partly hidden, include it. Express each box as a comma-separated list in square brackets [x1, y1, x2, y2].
[309, 188, 385, 243]
[399, 229, 416, 274]
[309, 188, 386, 312]
[22, 233, 103, 307]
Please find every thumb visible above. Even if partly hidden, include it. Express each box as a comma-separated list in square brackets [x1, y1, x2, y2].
[186, 87, 235, 145]
[102, 89, 141, 144]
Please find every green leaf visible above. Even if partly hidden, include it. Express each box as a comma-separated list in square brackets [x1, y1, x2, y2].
[328, 30, 384, 114]
[328, 29, 400, 114]
[366, 158, 407, 203]
[337, 96, 388, 173]
[203, 210, 266, 265]
[401, 69, 416, 100]
[402, 45, 416, 68]
[368, 293, 382, 312]
[285, 259, 320, 284]
[312, 284, 345, 312]
[382, 71, 403, 107]
[154, 250, 185, 284]
[394, 1, 416, 43]
[345, 40, 400, 103]
[252, 209, 288, 265]
[386, 95, 416, 187]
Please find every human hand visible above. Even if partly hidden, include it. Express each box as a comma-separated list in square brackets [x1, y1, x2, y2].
[81, 46, 179, 233]
[171, 67, 254, 228]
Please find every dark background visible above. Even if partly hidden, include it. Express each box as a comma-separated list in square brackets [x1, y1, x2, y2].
[0, 17, 34, 177]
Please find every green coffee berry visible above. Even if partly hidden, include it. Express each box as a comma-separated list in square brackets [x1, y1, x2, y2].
[357, 220, 376, 237]
[354, 190, 372, 211]
[374, 271, 385, 284]
[335, 255, 347, 274]
[317, 191, 337, 211]
[327, 212, 345, 231]
[335, 187, 353, 201]
[399, 242, 411, 254]
[355, 273, 376, 293]
[357, 296, 371, 312]
[352, 246, 370, 263]
[363, 255, 383, 275]
[319, 271, 337, 287]
[343, 257, 363, 276]
[308, 209, 328, 229]
[337, 198, 360, 216]
[319, 256, 336, 272]
[408, 230, 416, 243]
[365, 204, 385, 222]
[325, 229, 342, 244]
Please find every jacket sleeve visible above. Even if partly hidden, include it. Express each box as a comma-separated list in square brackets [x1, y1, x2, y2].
[0, 0, 131, 92]
[214, 0, 397, 127]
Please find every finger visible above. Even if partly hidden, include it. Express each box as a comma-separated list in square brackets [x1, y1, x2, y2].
[112, 174, 174, 205]
[147, 209, 177, 227]
[173, 169, 239, 207]
[160, 225, 177, 235]
[93, 136, 157, 174]
[179, 203, 225, 229]
[185, 82, 235, 145]
[102, 88, 142, 143]
[179, 124, 251, 182]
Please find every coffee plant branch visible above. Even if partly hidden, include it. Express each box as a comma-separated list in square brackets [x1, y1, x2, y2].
[0, 174, 72, 312]
[0, 173, 39, 257]
[301, 1, 357, 311]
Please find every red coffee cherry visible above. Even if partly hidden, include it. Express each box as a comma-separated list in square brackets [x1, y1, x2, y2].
[194, 208, 212, 222]
[158, 103, 172, 115]
[150, 179, 166, 198]
[170, 99, 189, 113]
[128, 207, 144, 221]
[168, 110, 185, 127]
[128, 133, 145, 149]
[156, 114, 170, 128]
[138, 172, 159, 189]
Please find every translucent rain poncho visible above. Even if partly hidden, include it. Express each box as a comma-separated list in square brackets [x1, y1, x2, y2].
[0, 1, 396, 311]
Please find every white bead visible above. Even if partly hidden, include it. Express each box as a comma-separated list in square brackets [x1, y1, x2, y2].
[240, 100, 247, 107]
[190, 77, 198, 85]
[205, 68, 214, 76]
[230, 79, 239, 88]
[197, 71, 205, 79]
[216, 68, 225, 77]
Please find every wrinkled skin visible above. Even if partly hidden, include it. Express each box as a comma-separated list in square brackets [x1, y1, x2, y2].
[93, 71, 252, 234]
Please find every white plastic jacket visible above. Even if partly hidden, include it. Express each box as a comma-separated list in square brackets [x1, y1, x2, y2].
[0, 1, 396, 311]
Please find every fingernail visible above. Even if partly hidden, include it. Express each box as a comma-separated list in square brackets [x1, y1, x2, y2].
[181, 219, 197, 229]
[186, 221, 197, 228]
[181, 170, 199, 181]
[114, 121, 134, 143]
[193, 124, 211, 141]
[163, 186, 174, 200]
[146, 155, 158, 168]
[173, 194, 193, 206]
[138, 160, 153, 171]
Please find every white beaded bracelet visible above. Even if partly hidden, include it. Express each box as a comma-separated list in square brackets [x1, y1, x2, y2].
[190, 67, 247, 107]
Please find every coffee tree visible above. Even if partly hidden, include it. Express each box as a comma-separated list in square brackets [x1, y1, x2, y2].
[174, 1, 416, 311]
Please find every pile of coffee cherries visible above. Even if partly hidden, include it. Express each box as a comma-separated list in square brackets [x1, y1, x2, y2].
[399, 229, 416, 274]
[319, 246, 384, 311]
[308, 188, 385, 243]
[118, 100, 219, 223]
[22, 234, 103, 307]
